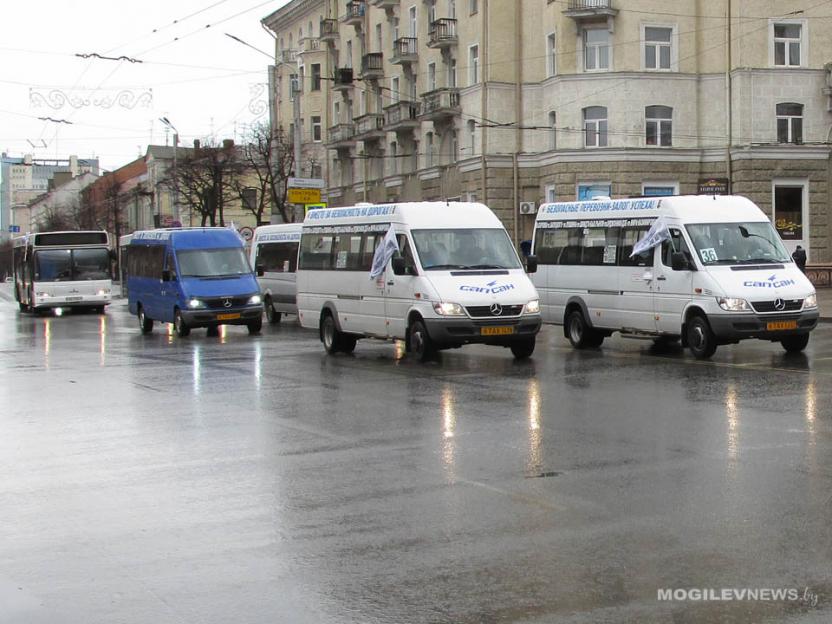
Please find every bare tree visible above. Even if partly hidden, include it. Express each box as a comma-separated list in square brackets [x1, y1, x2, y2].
[233, 123, 295, 225]
[36, 202, 77, 232]
[168, 141, 239, 226]
[0, 239, 12, 281]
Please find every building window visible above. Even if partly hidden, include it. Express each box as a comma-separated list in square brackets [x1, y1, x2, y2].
[427, 0, 436, 26]
[470, 0, 477, 14]
[548, 111, 557, 150]
[310, 64, 321, 91]
[333, 101, 340, 123]
[545, 184, 556, 203]
[409, 6, 417, 37]
[577, 183, 611, 200]
[426, 132, 434, 167]
[644, 26, 672, 70]
[642, 182, 678, 196]
[546, 33, 556, 77]
[449, 0, 456, 19]
[773, 22, 802, 66]
[391, 76, 400, 103]
[583, 106, 607, 147]
[450, 130, 458, 163]
[645, 105, 672, 146]
[776, 102, 803, 143]
[584, 29, 609, 71]
[346, 41, 353, 68]
[390, 141, 399, 175]
[376, 23, 383, 53]
[428, 62, 437, 91]
[448, 58, 457, 87]
[242, 188, 257, 211]
[312, 116, 322, 142]
[467, 119, 476, 155]
[469, 45, 479, 84]
[773, 181, 806, 242]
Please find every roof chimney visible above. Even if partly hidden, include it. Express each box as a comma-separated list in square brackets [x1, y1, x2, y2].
[222, 139, 234, 150]
[193, 139, 200, 150]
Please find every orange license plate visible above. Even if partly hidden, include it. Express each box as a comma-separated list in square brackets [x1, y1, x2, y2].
[767, 320, 798, 331]
[216, 313, 241, 321]
[481, 326, 514, 336]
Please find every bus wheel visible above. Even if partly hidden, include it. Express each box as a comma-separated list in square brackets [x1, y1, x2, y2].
[781, 334, 809, 353]
[409, 319, 437, 362]
[321, 312, 342, 354]
[510, 337, 536, 359]
[247, 317, 263, 335]
[138, 306, 154, 334]
[686, 315, 717, 359]
[174, 309, 190, 337]
[265, 297, 281, 324]
[566, 309, 603, 349]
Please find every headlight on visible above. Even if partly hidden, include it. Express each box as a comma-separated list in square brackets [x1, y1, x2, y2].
[525, 299, 540, 314]
[36, 292, 49, 298]
[187, 298, 204, 309]
[433, 302, 465, 316]
[717, 297, 750, 312]
[248, 295, 262, 305]
[804, 293, 817, 309]
[97, 288, 110, 296]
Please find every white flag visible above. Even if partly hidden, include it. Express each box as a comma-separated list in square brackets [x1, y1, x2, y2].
[369, 226, 399, 278]
[631, 216, 671, 257]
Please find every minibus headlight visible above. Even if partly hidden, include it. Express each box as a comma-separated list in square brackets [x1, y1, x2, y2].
[525, 299, 540, 315]
[188, 298, 205, 309]
[248, 295, 262, 305]
[97, 288, 110, 296]
[804, 293, 817, 309]
[717, 297, 750, 312]
[433, 302, 465, 316]
[36, 292, 49, 298]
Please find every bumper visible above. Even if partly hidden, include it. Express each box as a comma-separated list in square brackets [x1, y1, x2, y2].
[181, 305, 263, 328]
[34, 295, 111, 308]
[424, 315, 541, 346]
[708, 309, 819, 342]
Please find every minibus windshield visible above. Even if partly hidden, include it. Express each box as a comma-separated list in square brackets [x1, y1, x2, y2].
[178, 248, 251, 277]
[412, 228, 522, 270]
[686, 222, 790, 265]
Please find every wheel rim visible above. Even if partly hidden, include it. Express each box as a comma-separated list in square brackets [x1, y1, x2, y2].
[323, 318, 334, 349]
[690, 324, 705, 350]
[569, 316, 583, 343]
[265, 300, 274, 321]
[411, 326, 425, 355]
[139, 309, 145, 328]
[175, 313, 183, 333]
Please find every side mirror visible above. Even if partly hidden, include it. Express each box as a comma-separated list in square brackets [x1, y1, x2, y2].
[391, 256, 407, 276]
[526, 254, 538, 274]
[255, 263, 265, 277]
[671, 252, 692, 271]
[161, 269, 172, 282]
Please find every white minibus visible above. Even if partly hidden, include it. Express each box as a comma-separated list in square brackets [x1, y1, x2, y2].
[297, 201, 542, 360]
[250, 223, 301, 323]
[531, 195, 818, 358]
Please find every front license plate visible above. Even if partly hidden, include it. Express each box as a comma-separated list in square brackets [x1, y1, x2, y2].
[767, 320, 798, 331]
[65, 296, 83, 302]
[480, 326, 514, 336]
[216, 313, 241, 321]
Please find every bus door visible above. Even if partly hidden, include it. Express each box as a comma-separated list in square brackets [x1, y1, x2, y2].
[618, 226, 657, 333]
[654, 228, 693, 335]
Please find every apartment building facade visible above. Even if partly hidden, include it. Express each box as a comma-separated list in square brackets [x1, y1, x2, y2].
[262, 0, 832, 262]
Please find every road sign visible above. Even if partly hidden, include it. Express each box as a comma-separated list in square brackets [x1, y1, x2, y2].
[288, 188, 322, 204]
[8, 225, 20, 233]
[304, 203, 327, 213]
[238, 226, 254, 242]
[288, 177, 325, 189]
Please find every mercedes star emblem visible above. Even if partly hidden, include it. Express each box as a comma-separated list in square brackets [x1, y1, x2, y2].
[490, 303, 502, 316]
[774, 298, 786, 311]
[223, 298, 232, 308]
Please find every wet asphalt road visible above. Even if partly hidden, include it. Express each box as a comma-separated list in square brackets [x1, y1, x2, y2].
[2, 284, 832, 623]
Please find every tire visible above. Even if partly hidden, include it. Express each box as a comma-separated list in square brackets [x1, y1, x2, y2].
[510, 337, 536, 359]
[138, 306, 154, 334]
[566, 309, 604, 349]
[174, 309, 191, 337]
[781, 333, 809, 353]
[247, 317, 263, 335]
[686, 315, 717, 359]
[409, 319, 437, 362]
[265, 297, 281, 324]
[321, 312, 343, 354]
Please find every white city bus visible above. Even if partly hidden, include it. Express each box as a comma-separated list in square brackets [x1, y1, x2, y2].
[13, 230, 113, 314]
[530, 195, 818, 358]
[297, 201, 541, 360]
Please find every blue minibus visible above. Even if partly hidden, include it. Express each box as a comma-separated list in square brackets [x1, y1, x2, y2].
[126, 228, 263, 337]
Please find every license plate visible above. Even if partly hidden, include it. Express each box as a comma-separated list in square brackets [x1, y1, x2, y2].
[65, 296, 83, 302]
[481, 326, 514, 336]
[216, 313, 241, 321]
[767, 320, 798, 331]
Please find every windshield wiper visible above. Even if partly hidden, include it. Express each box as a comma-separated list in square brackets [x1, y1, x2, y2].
[738, 258, 782, 264]
[466, 264, 508, 269]
[424, 264, 469, 270]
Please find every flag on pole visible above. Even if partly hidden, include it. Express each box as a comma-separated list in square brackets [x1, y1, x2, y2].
[631, 216, 671, 257]
[369, 226, 399, 278]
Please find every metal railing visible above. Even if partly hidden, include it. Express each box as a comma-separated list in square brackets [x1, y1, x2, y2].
[567, 0, 612, 9]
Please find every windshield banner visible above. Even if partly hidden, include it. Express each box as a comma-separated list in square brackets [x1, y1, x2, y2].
[369, 226, 399, 278]
[631, 217, 671, 257]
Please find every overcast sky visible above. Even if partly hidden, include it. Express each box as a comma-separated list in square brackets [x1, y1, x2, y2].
[1, 0, 290, 171]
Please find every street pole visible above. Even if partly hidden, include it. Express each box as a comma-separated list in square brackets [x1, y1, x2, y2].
[292, 77, 302, 221]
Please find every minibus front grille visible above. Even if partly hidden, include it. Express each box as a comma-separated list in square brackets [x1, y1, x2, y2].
[203, 296, 251, 309]
[465, 304, 524, 318]
[750, 299, 803, 313]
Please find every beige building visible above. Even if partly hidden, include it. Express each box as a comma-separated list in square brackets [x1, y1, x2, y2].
[262, 0, 832, 263]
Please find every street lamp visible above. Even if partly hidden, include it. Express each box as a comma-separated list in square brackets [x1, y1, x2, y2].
[159, 117, 183, 226]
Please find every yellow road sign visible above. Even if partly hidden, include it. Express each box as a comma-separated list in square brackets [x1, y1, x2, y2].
[288, 188, 322, 204]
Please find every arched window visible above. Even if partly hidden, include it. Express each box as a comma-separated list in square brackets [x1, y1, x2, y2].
[645, 105, 672, 146]
[776, 102, 803, 143]
[583, 106, 607, 147]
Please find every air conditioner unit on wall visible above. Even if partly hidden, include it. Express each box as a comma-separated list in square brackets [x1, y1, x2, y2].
[519, 201, 536, 215]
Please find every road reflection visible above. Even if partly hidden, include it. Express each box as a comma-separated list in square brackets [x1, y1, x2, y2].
[527, 377, 542, 474]
[440, 383, 456, 481]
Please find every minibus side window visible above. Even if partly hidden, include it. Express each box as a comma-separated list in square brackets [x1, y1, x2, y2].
[360, 233, 382, 270]
[395, 234, 417, 274]
[299, 234, 335, 270]
[660, 229, 692, 267]
[560, 228, 583, 265]
[619, 227, 651, 267]
[257, 242, 299, 273]
[166, 251, 177, 280]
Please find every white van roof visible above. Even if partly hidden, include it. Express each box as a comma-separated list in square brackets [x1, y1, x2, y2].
[537, 195, 768, 224]
[253, 222, 302, 243]
[302, 201, 504, 229]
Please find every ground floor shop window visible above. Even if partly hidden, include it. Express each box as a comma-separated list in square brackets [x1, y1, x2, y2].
[773, 182, 805, 242]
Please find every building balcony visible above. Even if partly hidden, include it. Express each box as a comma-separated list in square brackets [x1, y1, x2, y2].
[332, 67, 354, 93]
[427, 18, 457, 49]
[360, 53, 384, 81]
[369, 0, 398, 9]
[391, 37, 418, 66]
[327, 123, 356, 148]
[563, 0, 618, 25]
[320, 18, 338, 42]
[383, 101, 421, 132]
[280, 49, 297, 64]
[342, 1, 366, 27]
[354, 113, 385, 141]
[298, 37, 321, 55]
[420, 87, 460, 121]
